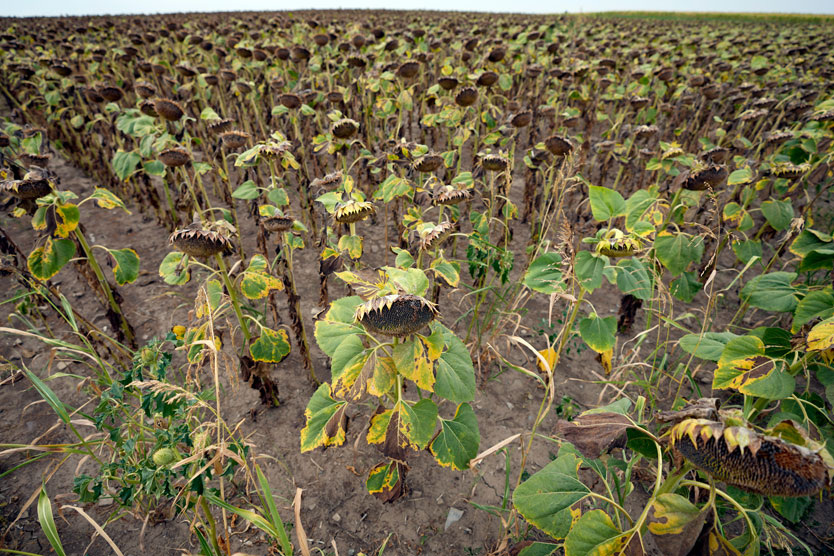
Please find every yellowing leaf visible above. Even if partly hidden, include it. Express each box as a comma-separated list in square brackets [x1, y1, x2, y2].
[808, 317, 834, 352]
[537, 347, 558, 373]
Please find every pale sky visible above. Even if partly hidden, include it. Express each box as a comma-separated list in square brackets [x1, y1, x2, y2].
[2, 0, 833, 18]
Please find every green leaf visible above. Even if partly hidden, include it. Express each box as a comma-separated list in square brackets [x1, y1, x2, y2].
[732, 239, 762, 265]
[365, 460, 403, 498]
[435, 323, 476, 403]
[249, 328, 291, 363]
[28, 238, 76, 280]
[518, 543, 559, 556]
[111, 150, 141, 181]
[385, 267, 430, 296]
[314, 296, 363, 357]
[392, 247, 414, 269]
[300, 383, 347, 452]
[761, 200, 793, 231]
[430, 403, 479, 470]
[649, 493, 701, 535]
[53, 203, 80, 238]
[727, 167, 753, 186]
[232, 180, 260, 200]
[654, 232, 704, 276]
[158, 251, 189, 285]
[109, 247, 140, 285]
[400, 398, 438, 449]
[498, 73, 513, 91]
[679, 332, 739, 361]
[430, 256, 460, 288]
[143, 160, 165, 177]
[240, 255, 283, 299]
[375, 175, 412, 203]
[338, 234, 363, 259]
[330, 335, 368, 397]
[37, 486, 67, 556]
[513, 453, 589, 539]
[26, 370, 70, 424]
[670, 271, 703, 302]
[740, 272, 798, 313]
[792, 290, 834, 333]
[574, 251, 606, 292]
[524, 253, 565, 294]
[88, 187, 130, 213]
[579, 313, 617, 353]
[769, 496, 811, 524]
[615, 258, 651, 300]
[624, 189, 656, 232]
[394, 337, 434, 391]
[790, 229, 832, 258]
[588, 185, 626, 222]
[564, 509, 625, 556]
[714, 336, 795, 399]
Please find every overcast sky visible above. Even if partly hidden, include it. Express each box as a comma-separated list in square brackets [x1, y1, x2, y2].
[2, 0, 833, 18]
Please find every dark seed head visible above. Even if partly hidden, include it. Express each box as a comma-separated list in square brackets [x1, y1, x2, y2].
[169, 225, 233, 258]
[413, 154, 443, 173]
[334, 199, 374, 224]
[332, 118, 359, 140]
[544, 135, 573, 156]
[158, 147, 191, 167]
[355, 294, 438, 337]
[682, 165, 728, 191]
[455, 86, 478, 107]
[153, 98, 185, 121]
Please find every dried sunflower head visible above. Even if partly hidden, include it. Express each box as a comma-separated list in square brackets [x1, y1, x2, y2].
[481, 154, 509, 172]
[139, 100, 158, 117]
[681, 164, 728, 191]
[19, 153, 51, 169]
[769, 161, 810, 179]
[332, 118, 359, 140]
[433, 185, 471, 206]
[153, 98, 185, 121]
[413, 154, 443, 173]
[311, 171, 343, 189]
[208, 118, 234, 134]
[454, 86, 478, 107]
[544, 135, 573, 157]
[670, 418, 831, 497]
[418, 221, 453, 251]
[334, 199, 375, 224]
[510, 111, 532, 128]
[158, 147, 191, 167]
[1, 174, 52, 200]
[438, 76, 459, 91]
[169, 223, 233, 258]
[219, 130, 251, 151]
[355, 294, 438, 337]
[263, 214, 295, 233]
[701, 146, 730, 165]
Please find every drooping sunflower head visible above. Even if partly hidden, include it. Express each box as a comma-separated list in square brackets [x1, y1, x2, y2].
[418, 220, 453, 252]
[158, 147, 191, 168]
[681, 164, 728, 191]
[413, 154, 443, 173]
[669, 418, 830, 497]
[334, 199, 375, 224]
[169, 223, 233, 258]
[332, 118, 359, 140]
[153, 98, 185, 121]
[544, 135, 574, 157]
[355, 294, 438, 337]
[433, 185, 472, 206]
[481, 153, 509, 172]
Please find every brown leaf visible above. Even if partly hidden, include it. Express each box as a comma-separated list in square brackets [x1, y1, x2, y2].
[554, 412, 631, 459]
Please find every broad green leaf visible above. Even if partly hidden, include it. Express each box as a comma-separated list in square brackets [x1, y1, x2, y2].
[670, 271, 703, 302]
[588, 185, 626, 222]
[430, 256, 460, 287]
[54, 203, 80, 238]
[109, 248, 140, 285]
[249, 327, 291, 363]
[400, 398, 438, 449]
[434, 323, 476, 403]
[314, 296, 362, 357]
[374, 174, 411, 203]
[240, 255, 283, 299]
[28, 238, 75, 280]
[111, 150, 141, 181]
[649, 493, 701, 535]
[624, 189, 656, 232]
[679, 332, 739, 361]
[88, 187, 130, 213]
[714, 336, 795, 399]
[740, 272, 798, 313]
[513, 453, 589, 539]
[430, 403, 479, 470]
[365, 460, 403, 499]
[654, 232, 704, 276]
[159, 251, 189, 285]
[330, 335, 368, 397]
[524, 253, 565, 294]
[727, 167, 753, 186]
[808, 317, 834, 352]
[792, 289, 834, 333]
[338, 234, 363, 259]
[769, 496, 811, 524]
[615, 258, 651, 300]
[300, 383, 347, 452]
[574, 251, 606, 292]
[790, 229, 832, 258]
[518, 543, 559, 556]
[232, 180, 259, 200]
[498, 73, 513, 91]
[761, 199, 793, 231]
[393, 337, 434, 392]
[732, 239, 762, 265]
[564, 509, 625, 556]
[385, 267, 430, 296]
[579, 313, 617, 353]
